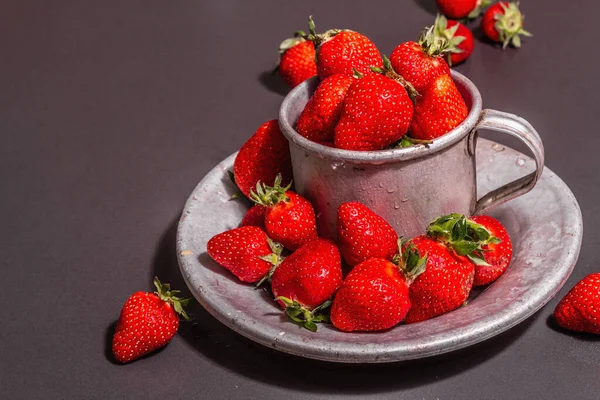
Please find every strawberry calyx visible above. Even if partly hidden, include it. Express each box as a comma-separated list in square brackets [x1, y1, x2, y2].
[393, 238, 428, 284]
[467, 0, 492, 19]
[396, 136, 433, 148]
[153, 277, 193, 321]
[494, 2, 532, 49]
[255, 238, 285, 288]
[418, 24, 451, 57]
[250, 174, 292, 207]
[426, 213, 501, 266]
[305, 16, 343, 48]
[227, 170, 242, 200]
[432, 15, 467, 66]
[371, 55, 419, 101]
[276, 296, 331, 332]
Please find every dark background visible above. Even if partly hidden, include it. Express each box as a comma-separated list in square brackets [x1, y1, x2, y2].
[1, 0, 599, 399]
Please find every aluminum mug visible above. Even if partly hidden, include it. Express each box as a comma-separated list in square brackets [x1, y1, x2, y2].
[278, 71, 545, 239]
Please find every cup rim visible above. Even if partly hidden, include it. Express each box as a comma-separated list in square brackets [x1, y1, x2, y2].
[278, 70, 483, 163]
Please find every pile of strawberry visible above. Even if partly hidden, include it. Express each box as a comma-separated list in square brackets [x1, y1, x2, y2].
[208, 174, 514, 332]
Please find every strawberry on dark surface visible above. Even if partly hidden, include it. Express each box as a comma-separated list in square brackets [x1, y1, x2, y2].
[272, 238, 343, 331]
[337, 201, 399, 267]
[390, 26, 450, 93]
[233, 120, 293, 199]
[436, 0, 489, 19]
[251, 175, 318, 251]
[481, 2, 532, 48]
[554, 273, 600, 335]
[112, 278, 191, 363]
[433, 15, 474, 65]
[469, 215, 513, 286]
[207, 226, 283, 283]
[306, 16, 383, 79]
[410, 73, 468, 140]
[334, 58, 414, 151]
[240, 205, 267, 230]
[330, 248, 426, 332]
[296, 74, 354, 142]
[277, 32, 318, 88]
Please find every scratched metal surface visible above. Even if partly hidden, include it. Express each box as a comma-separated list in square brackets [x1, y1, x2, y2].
[176, 140, 582, 362]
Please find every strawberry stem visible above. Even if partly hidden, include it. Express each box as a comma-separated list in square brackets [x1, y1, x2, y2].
[255, 238, 285, 288]
[249, 174, 292, 207]
[276, 296, 331, 332]
[393, 238, 427, 284]
[153, 277, 193, 321]
[376, 55, 419, 101]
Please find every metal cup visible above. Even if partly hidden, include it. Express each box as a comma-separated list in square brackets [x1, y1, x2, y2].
[278, 71, 545, 239]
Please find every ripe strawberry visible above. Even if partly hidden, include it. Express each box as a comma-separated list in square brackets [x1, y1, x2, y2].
[469, 215, 513, 285]
[389, 26, 451, 93]
[233, 120, 293, 199]
[337, 201, 399, 266]
[330, 248, 426, 332]
[112, 277, 191, 363]
[436, 0, 490, 19]
[296, 74, 355, 142]
[554, 273, 600, 335]
[481, 2, 532, 49]
[410, 73, 468, 140]
[334, 58, 415, 151]
[272, 238, 343, 331]
[207, 226, 283, 283]
[277, 32, 318, 88]
[240, 205, 267, 230]
[433, 15, 474, 65]
[306, 16, 383, 79]
[251, 174, 318, 251]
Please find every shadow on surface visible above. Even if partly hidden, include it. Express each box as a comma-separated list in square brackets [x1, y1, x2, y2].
[546, 315, 600, 342]
[152, 218, 537, 393]
[258, 70, 289, 96]
[414, 0, 437, 15]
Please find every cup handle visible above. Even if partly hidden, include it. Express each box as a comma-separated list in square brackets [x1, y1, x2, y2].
[473, 109, 545, 215]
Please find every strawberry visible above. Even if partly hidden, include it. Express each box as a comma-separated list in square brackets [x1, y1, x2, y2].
[233, 120, 293, 199]
[410, 73, 468, 140]
[337, 201, 399, 267]
[306, 16, 383, 79]
[330, 247, 426, 332]
[554, 273, 600, 335]
[272, 238, 343, 331]
[389, 26, 451, 93]
[112, 277, 191, 363]
[207, 226, 283, 283]
[433, 15, 474, 65]
[405, 213, 500, 323]
[469, 215, 512, 285]
[334, 58, 415, 151]
[436, 0, 490, 19]
[277, 32, 318, 88]
[251, 174, 318, 251]
[481, 2, 532, 49]
[240, 205, 267, 230]
[296, 74, 355, 142]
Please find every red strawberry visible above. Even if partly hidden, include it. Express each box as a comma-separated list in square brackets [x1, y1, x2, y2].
[112, 277, 191, 363]
[433, 15, 474, 65]
[469, 215, 513, 285]
[240, 205, 267, 230]
[410, 73, 468, 140]
[334, 58, 415, 151]
[272, 238, 343, 331]
[277, 32, 318, 88]
[296, 74, 354, 142]
[337, 201, 399, 266]
[251, 175, 318, 251]
[207, 226, 283, 283]
[554, 273, 600, 335]
[306, 16, 383, 79]
[390, 26, 451, 93]
[330, 249, 426, 332]
[233, 120, 293, 199]
[436, 0, 490, 19]
[481, 2, 532, 49]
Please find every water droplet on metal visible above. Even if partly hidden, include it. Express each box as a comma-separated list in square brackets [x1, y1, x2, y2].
[516, 157, 526, 166]
[492, 143, 505, 152]
[379, 182, 384, 188]
[401, 196, 409, 202]
[386, 188, 396, 193]
[394, 202, 400, 209]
